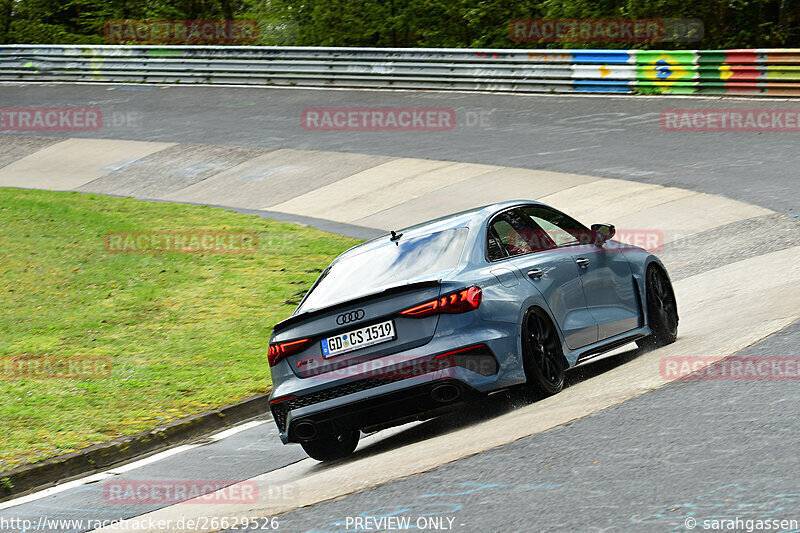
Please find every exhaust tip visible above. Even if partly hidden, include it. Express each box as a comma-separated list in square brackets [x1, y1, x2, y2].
[430, 383, 461, 404]
[293, 420, 318, 441]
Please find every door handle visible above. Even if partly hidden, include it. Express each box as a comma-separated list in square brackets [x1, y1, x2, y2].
[576, 258, 590, 268]
[528, 269, 544, 279]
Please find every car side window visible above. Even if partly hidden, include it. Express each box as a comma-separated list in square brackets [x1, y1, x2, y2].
[522, 206, 589, 248]
[488, 209, 554, 260]
[487, 226, 508, 261]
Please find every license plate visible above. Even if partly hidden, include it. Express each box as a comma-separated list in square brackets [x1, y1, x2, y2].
[321, 320, 396, 358]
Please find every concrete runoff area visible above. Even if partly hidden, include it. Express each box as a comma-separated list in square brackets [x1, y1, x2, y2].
[537, 179, 697, 223]
[0, 135, 65, 169]
[0, 137, 777, 249]
[658, 213, 800, 282]
[354, 167, 598, 230]
[613, 192, 774, 241]
[75, 144, 270, 199]
[167, 150, 395, 210]
[0, 138, 174, 191]
[266, 160, 498, 223]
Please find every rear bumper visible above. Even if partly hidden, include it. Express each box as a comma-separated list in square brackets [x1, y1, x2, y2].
[268, 321, 527, 444]
[272, 378, 480, 444]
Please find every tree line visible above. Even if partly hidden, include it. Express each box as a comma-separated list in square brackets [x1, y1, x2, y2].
[2, 0, 798, 49]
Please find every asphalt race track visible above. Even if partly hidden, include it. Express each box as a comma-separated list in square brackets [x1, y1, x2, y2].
[0, 83, 798, 533]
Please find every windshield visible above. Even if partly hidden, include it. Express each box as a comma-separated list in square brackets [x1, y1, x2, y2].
[298, 228, 469, 313]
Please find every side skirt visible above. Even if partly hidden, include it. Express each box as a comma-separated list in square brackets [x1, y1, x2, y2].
[569, 326, 651, 367]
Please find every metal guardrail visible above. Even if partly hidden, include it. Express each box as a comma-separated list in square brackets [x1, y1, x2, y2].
[2, 45, 799, 96]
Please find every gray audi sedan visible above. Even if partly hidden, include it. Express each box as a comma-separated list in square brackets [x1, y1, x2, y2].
[268, 200, 678, 460]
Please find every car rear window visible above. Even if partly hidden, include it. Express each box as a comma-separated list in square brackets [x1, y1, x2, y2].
[298, 228, 469, 313]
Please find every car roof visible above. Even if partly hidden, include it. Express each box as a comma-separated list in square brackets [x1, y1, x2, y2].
[336, 200, 544, 260]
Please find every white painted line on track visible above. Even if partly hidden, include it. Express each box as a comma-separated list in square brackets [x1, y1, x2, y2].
[106, 445, 198, 474]
[536, 145, 602, 156]
[0, 420, 267, 510]
[0, 472, 113, 510]
[208, 420, 267, 441]
[0, 446, 200, 510]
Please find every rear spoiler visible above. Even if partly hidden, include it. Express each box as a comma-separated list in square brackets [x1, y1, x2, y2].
[271, 279, 441, 335]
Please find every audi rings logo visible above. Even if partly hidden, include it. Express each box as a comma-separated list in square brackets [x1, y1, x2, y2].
[336, 310, 365, 325]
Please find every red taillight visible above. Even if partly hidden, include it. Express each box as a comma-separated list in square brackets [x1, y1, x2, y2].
[433, 344, 487, 359]
[399, 287, 482, 318]
[268, 338, 310, 367]
[269, 395, 296, 405]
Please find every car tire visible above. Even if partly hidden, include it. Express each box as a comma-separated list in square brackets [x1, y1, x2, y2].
[521, 308, 566, 397]
[300, 430, 360, 461]
[636, 265, 679, 350]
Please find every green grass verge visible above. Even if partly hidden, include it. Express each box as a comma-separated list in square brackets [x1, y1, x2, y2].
[0, 188, 359, 471]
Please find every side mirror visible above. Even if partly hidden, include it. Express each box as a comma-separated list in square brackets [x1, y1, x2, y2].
[591, 224, 616, 247]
